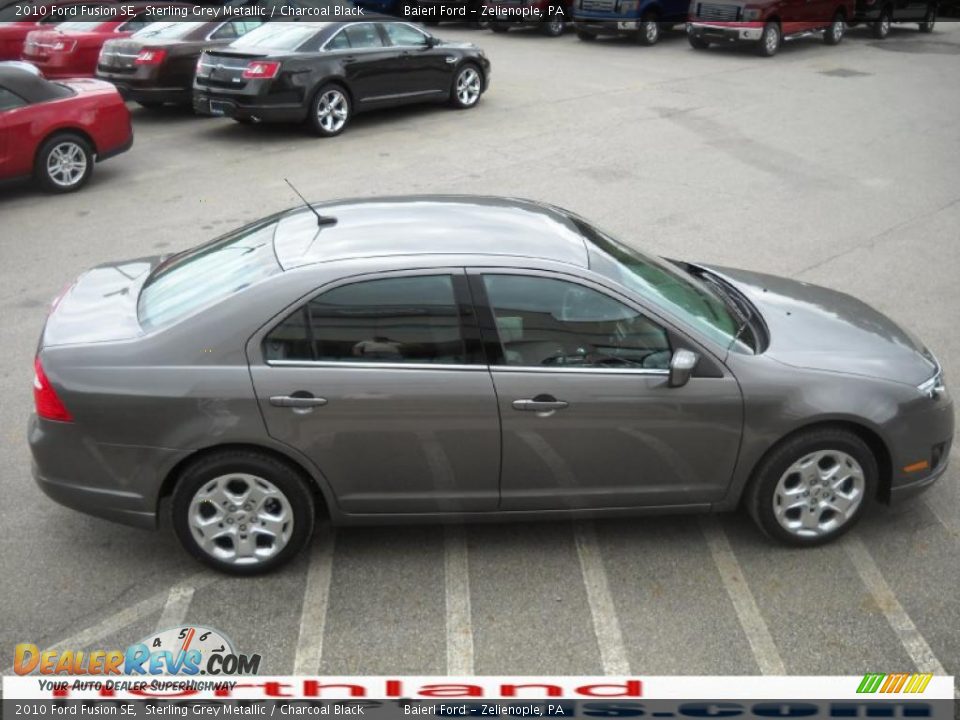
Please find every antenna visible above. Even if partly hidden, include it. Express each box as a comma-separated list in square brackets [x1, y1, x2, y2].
[284, 178, 337, 228]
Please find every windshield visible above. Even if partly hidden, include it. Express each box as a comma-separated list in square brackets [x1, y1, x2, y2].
[229, 22, 324, 51]
[138, 219, 281, 330]
[133, 21, 206, 39]
[578, 220, 745, 350]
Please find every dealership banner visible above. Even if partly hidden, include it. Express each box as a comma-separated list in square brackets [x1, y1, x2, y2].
[3, 676, 955, 719]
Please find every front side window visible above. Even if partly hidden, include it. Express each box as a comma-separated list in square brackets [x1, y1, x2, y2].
[0, 87, 27, 112]
[265, 275, 466, 365]
[343, 23, 383, 49]
[482, 275, 671, 370]
[382, 22, 428, 46]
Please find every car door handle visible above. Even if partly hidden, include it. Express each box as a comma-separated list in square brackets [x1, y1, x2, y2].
[512, 397, 569, 412]
[270, 395, 328, 408]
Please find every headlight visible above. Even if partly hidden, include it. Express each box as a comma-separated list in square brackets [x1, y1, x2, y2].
[918, 368, 947, 400]
[742, 7, 761, 19]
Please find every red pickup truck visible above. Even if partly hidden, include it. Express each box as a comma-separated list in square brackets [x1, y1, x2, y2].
[687, 0, 857, 56]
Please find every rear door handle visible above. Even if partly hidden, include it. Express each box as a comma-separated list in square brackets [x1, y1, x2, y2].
[270, 395, 328, 408]
[512, 397, 569, 412]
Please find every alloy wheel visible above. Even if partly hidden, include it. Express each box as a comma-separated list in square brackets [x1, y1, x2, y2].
[643, 20, 659, 44]
[316, 89, 349, 134]
[772, 450, 866, 538]
[764, 24, 779, 54]
[46, 141, 88, 189]
[832, 17, 845, 41]
[456, 67, 482, 106]
[188, 473, 294, 566]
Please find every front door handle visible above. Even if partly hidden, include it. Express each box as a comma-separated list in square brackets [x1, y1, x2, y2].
[270, 395, 328, 408]
[512, 397, 569, 412]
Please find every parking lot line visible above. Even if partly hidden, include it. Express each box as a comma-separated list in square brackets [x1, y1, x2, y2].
[444, 524, 474, 676]
[155, 583, 196, 633]
[574, 520, 631, 676]
[293, 524, 336, 675]
[843, 534, 946, 675]
[700, 516, 786, 675]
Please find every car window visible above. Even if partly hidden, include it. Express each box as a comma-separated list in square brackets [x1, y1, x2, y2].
[118, 15, 158, 33]
[133, 21, 206, 39]
[138, 220, 281, 330]
[325, 28, 350, 50]
[382, 22, 428, 46]
[209, 20, 237, 40]
[343, 23, 383, 49]
[482, 275, 672, 370]
[0, 86, 27, 111]
[230, 22, 322, 51]
[264, 275, 466, 365]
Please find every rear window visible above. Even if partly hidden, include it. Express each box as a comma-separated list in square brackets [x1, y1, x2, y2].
[132, 21, 206, 39]
[137, 220, 281, 330]
[229, 23, 324, 52]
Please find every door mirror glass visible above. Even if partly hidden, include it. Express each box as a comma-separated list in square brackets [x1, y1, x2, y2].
[669, 349, 699, 388]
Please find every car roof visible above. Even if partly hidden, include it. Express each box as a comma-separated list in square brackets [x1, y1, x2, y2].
[0, 65, 66, 103]
[272, 196, 592, 271]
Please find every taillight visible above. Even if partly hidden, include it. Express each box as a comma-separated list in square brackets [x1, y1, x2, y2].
[135, 48, 167, 66]
[52, 39, 77, 52]
[242, 60, 280, 80]
[33, 357, 73, 423]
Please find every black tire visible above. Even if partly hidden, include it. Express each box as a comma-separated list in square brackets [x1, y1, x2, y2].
[135, 100, 165, 110]
[918, 4, 936, 31]
[449, 62, 483, 109]
[872, 6, 891, 37]
[638, 13, 660, 45]
[232, 116, 255, 125]
[171, 450, 316, 575]
[576, 28, 596, 41]
[541, 7, 566, 36]
[688, 34, 710, 49]
[756, 20, 781, 56]
[307, 83, 351, 137]
[34, 132, 94, 194]
[491, 22, 510, 32]
[823, 10, 846, 44]
[745, 428, 878, 547]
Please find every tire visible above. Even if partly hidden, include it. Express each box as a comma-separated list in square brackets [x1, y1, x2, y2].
[872, 6, 891, 37]
[491, 22, 510, 32]
[576, 28, 597, 41]
[745, 428, 877, 547]
[688, 34, 710, 49]
[823, 10, 846, 44]
[232, 116, 255, 125]
[34, 132, 94, 193]
[307, 83, 351, 137]
[136, 100, 165, 110]
[918, 4, 935, 31]
[449, 62, 483, 109]
[171, 450, 316, 575]
[541, 7, 566, 36]
[638, 13, 660, 45]
[756, 20, 781, 56]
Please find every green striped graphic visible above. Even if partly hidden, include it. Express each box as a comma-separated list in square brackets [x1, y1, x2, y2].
[857, 674, 886, 693]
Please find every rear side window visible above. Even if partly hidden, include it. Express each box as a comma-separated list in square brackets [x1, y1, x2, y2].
[343, 23, 383, 49]
[138, 221, 281, 330]
[264, 275, 466, 365]
[0, 87, 27, 112]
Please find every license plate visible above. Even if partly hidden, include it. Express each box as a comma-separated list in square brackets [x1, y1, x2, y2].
[208, 100, 231, 117]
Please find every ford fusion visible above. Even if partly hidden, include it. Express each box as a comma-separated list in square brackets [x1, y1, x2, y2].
[192, 21, 489, 136]
[29, 197, 953, 574]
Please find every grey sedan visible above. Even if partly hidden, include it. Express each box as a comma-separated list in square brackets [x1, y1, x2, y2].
[29, 196, 953, 574]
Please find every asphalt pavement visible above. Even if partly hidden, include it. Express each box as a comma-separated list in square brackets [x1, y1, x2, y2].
[1, 20, 959, 683]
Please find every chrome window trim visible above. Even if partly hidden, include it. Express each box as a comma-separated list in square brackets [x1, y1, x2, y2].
[266, 360, 484, 371]
[492, 366, 670, 376]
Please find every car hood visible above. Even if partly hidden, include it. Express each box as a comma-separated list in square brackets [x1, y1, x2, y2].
[699, 264, 937, 386]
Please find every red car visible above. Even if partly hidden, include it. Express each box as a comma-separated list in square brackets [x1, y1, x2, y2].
[0, 1, 119, 61]
[0, 64, 132, 192]
[21, 4, 182, 78]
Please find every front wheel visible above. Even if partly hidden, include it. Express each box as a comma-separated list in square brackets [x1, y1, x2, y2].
[756, 20, 781, 56]
[918, 4, 936, 32]
[171, 451, 316, 575]
[450, 63, 483, 109]
[746, 428, 877, 546]
[34, 133, 94, 193]
[638, 14, 660, 45]
[824, 11, 846, 44]
[872, 6, 891, 38]
[308, 84, 351, 137]
[541, 10, 566, 36]
[688, 34, 710, 49]
[576, 28, 596, 41]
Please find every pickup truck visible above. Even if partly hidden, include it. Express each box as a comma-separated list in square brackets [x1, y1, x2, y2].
[572, 0, 689, 45]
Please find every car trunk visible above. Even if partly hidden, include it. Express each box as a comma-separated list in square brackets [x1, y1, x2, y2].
[97, 38, 144, 75]
[196, 50, 267, 90]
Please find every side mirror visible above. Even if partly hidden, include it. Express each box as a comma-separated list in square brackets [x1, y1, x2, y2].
[424, 35, 439, 48]
[669, 349, 699, 388]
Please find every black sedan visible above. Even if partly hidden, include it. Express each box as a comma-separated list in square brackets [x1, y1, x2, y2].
[96, 20, 264, 109]
[192, 21, 490, 136]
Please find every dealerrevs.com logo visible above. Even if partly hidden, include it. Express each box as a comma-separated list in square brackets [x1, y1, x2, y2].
[14, 625, 262, 676]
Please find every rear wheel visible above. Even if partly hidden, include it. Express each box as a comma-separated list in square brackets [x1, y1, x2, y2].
[823, 10, 846, 44]
[918, 4, 936, 31]
[638, 13, 660, 45]
[171, 450, 316, 575]
[746, 428, 877, 546]
[541, 7, 566, 35]
[872, 6, 891, 37]
[34, 132, 93, 193]
[307, 84, 351, 137]
[756, 20, 781, 56]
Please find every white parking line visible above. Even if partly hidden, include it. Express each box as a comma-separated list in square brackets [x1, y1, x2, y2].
[444, 524, 475, 676]
[155, 584, 196, 633]
[293, 524, 336, 675]
[700, 516, 786, 675]
[2, 571, 216, 676]
[844, 534, 946, 674]
[574, 520, 631, 676]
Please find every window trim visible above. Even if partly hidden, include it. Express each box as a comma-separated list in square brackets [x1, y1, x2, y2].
[260, 268, 486, 370]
